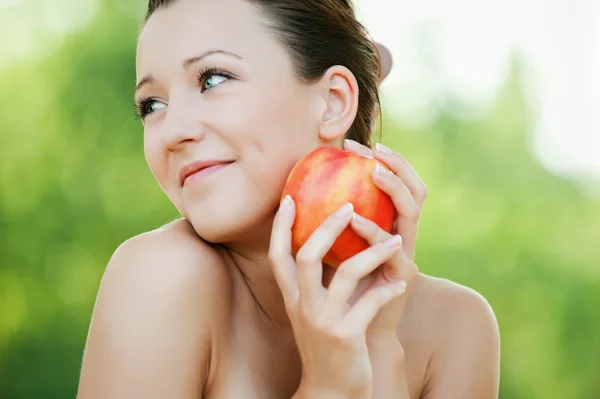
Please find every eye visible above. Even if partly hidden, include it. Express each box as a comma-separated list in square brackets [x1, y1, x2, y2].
[198, 67, 233, 93]
[202, 74, 228, 91]
[144, 100, 167, 115]
[135, 98, 166, 119]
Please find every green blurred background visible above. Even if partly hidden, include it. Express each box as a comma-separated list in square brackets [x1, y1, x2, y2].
[1, 1, 598, 398]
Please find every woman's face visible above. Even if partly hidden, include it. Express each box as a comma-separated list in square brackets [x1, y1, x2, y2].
[135, 0, 330, 243]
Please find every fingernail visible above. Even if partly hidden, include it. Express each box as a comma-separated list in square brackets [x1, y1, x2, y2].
[344, 139, 360, 149]
[394, 281, 407, 293]
[375, 143, 392, 155]
[352, 212, 368, 227]
[335, 202, 354, 218]
[280, 195, 293, 210]
[374, 163, 392, 178]
[384, 234, 402, 248]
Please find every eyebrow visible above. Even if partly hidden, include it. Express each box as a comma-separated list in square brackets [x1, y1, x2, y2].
[134, 49, 242, 95]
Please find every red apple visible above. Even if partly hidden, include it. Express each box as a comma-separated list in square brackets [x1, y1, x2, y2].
[281, 146, 396, 268]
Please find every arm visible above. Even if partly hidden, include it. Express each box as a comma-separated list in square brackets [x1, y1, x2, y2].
[77, 230, 225, 399]
[368, 333, 410, 399]
[421, 288, 500, 399]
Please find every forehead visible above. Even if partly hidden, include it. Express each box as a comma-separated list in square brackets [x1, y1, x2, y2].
[136, 0, 274, 74]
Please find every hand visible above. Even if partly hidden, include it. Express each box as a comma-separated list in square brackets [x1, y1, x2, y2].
[269, 197, 408, 399]
[343, 139, 426, 336]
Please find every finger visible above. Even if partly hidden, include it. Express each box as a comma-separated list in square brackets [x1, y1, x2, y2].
[343, 139, 373, 158]
[371, 164, 420, 260]
[268, 195, 299, 302]
[373, 144, 428, 206]
[351, 213, 414, 282]
[295, 202, 355, 312]
[321, 234, 403, 321]
[340, 281, 407, 333]
[351, 213, 420, 320]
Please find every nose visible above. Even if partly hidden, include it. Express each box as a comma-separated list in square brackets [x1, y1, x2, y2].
[159, 97, 207, 152]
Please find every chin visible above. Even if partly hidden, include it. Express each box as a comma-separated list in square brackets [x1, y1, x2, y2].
[186, 210, 242, 244]
[185, 198, 278, 247]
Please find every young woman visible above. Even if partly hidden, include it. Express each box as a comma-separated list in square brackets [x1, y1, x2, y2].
[78, 0, 500, 398]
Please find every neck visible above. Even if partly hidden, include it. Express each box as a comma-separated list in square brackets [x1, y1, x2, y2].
[217, 212, 339, 337]
[221, 213, 295, 334]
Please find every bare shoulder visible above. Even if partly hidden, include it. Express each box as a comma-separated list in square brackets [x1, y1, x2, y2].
[404, 273, 500, 398]
[99, 217, 233, 318]
[110, 217, 230, 282]
[78, 218, 232, 399]
[409, 273, 498, 329]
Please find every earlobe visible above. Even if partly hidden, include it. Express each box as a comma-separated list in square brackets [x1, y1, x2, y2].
[318, 66, 359, 142]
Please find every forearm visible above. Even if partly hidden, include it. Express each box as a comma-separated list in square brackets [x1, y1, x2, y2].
[368, 333, 410, 399]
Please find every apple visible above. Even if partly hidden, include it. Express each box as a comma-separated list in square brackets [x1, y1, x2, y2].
[281, 146, 396, 268]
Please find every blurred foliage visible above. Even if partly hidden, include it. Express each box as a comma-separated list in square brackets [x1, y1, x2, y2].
[1, 2, 599, 398]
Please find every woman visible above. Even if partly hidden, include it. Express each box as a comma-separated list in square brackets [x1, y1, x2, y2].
[78, 0, 500, 398]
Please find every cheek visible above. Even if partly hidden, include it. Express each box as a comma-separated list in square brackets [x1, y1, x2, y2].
[239, 99, 317, 183]
[231, 85, 318, 153]
[216, 74, 319, 143]
[194, 80, 321, 216]
[144, 131, 183, 208]
[144, 132, 164, 182]
[252, 90, 321, 187]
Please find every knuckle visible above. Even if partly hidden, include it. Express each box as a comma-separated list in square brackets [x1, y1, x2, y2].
[334, 264, 359, 282]
[328, 325, 359, 347]
[316, 322, 351, 345]
[330, 334, 355, 351]
[403, 203, 421, 220]
[371, 288, 393, 305]
[406, 261, 419, 281]
[314, 319, 334, 336]
[313, 314, 328, 329]
[371, 244, 394, 265]
[297, 303, 315, 325]
[416, 184, 428, 202]
[268, 249, 284, 264]
[294, 248, 316, 266]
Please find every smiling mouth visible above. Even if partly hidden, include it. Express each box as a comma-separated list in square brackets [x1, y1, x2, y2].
[182, 161, 234, 186]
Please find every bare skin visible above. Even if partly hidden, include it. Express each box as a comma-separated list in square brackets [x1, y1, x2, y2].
[78, 219, 499, 399]
[78, 0, 500, 397]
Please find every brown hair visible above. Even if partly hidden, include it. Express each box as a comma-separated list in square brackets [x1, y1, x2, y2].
[144, 0, 382, 146]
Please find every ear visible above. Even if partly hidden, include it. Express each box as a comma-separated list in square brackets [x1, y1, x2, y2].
[317, 65, 359, 143]
[375, 42, 393, 83]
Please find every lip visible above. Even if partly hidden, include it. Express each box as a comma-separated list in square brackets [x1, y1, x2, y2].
[179, 160, 234, 186]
